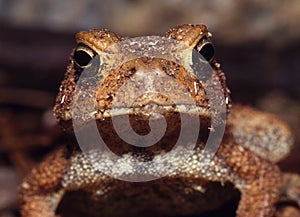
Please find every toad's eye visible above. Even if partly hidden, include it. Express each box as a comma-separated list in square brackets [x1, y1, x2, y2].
[196, 40, 215, 62]
[74, 46, 94, 68]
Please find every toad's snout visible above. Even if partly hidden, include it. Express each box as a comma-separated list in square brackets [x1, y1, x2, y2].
[96, 58, 204, 111]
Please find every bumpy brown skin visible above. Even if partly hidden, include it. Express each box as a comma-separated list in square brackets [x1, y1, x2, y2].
[19, 147, 69, 217]
[19, 24, 300, 217]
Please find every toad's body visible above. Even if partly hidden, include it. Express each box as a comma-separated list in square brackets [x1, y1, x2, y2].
[19, 25, 300, 217]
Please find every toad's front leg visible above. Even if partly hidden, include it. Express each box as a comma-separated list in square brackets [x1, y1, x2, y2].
[217, 139, 283, 217]
[19, 147, 68, 217]
[20, 192, 64, 217]
[19, 147, 114, 217]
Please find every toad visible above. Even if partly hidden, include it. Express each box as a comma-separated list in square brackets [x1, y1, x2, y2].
[19, 24, 300, 217]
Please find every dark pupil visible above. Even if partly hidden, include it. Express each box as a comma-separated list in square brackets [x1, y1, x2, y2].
[199, 43, 214, 61]
[74, 50, 92, 67]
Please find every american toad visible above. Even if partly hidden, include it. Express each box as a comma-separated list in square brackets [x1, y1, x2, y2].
[19, 24, 300, 217]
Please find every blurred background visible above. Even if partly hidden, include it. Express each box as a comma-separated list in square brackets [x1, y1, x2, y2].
[0, 0, 299, 216]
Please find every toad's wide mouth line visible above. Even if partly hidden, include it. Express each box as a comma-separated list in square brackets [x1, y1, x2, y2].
[97, 104, 211, 118]
[67, 104, 211, 122]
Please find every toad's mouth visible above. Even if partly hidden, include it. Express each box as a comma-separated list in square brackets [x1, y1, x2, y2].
[63, 102, 212, 124]
[66, 103, 212, 132]
[67, 104, 212, 157]
[93, 104, 211, 119]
